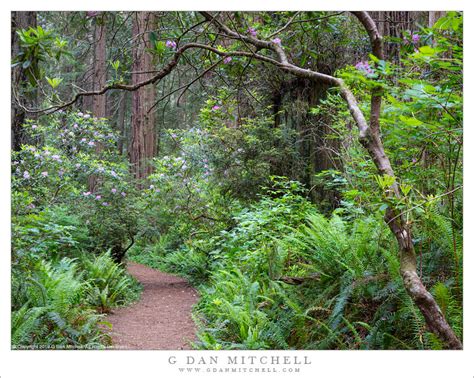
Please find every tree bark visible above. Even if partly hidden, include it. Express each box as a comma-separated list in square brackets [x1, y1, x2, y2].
[88, 12, 107, 192]
[130, 11, 157, 181]
[11, 11, 37, 151]
[429, 11, 446, 28]
[369, 11, 421, 62]
[117, 91, 127, 155]
[92, 13, 107, 119]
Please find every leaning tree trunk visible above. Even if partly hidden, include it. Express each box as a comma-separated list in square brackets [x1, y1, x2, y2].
[351, 11, 462, 349]
[11, 11, 37, 151]
[130, 11, 157, 181]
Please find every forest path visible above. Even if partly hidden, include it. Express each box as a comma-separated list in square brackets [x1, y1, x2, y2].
[106, 262, 198, 349]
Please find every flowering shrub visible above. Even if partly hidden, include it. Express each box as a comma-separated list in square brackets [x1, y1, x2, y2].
[131, 93, 301, 257]
[12, 111, 138, 262]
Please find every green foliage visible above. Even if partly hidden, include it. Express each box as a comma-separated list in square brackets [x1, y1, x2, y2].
[11, 252, 140, 349]
[12, 257, 107, 349]
[81, 252, 141, 312]
[11, 112, 143, 349]
[13, 25, 69, 86]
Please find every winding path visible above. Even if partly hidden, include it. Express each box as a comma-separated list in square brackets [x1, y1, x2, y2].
[106, 262, 198, 349]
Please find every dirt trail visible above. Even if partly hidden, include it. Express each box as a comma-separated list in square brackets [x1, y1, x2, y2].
[106, 262, 198, 349]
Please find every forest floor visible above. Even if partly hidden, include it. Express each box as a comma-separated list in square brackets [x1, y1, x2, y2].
[106, 262, 199, 349]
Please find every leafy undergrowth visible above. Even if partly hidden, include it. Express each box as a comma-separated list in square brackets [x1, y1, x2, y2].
[12, 251, 141, 350]
[11, 207, 142, 350]
[129, 181, 462, 350]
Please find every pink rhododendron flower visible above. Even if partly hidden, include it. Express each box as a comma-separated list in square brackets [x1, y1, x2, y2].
[212, 105, 220, 111]
[83, 191, 91, 196]
[272, 38, 281, 45]
[32, 124, 38, 129]
[224, 56, 232, 64]
[111, 188, 117, 194]
[41, 171, 48, 177]
[247, 27, 257, 37]
[355, 61, 375, 75]
[166, 40, 177, 49]
[95, 195, 101, 200]
[412, 34, 420, 43]
[23, 171, 30, 179]
[102, 202, 109, 206]
[121, 192, 126, 197]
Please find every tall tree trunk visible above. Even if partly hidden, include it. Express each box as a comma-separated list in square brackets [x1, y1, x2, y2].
[369, 11, 422, 62]
[429, 11, 446, 27]
[92, 13, 107, 118]
[88, 12, 107, 192]
[130, 12, 157, 181]
[11, 11, 36, 151]
[117, 91, 127, 155]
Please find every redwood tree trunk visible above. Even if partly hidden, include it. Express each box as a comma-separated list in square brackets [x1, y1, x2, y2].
[88, 12, 107, 192]
[92, 13, 107, 119]
[130, 12, 157, 181]
[11, 11, 36, 151]
[369, 11, 420, 62]
[429, 11, 446, 27]
[117, 91, 127, 155]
